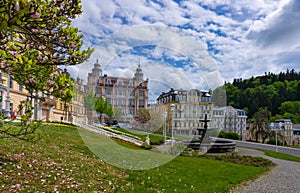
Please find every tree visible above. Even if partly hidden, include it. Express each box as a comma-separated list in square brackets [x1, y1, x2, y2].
[83, 91, 96, 111]
[250, 107, 271, 143]
[51, 69, 74, 120]
[95, 96, 108, 123]
[105, 104, 114, 125]
[113, 107, 123, 122]
[0, 0, 93, 73]
[0, 0, 92, 140]
[134, 109, 151, 124]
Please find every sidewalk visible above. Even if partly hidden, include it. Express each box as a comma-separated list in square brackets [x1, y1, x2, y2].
[232, 147, 300, 193]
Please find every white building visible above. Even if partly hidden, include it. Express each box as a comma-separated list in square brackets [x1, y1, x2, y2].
[212, 106, 247, 140]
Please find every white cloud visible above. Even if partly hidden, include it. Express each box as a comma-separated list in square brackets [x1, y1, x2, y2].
[73, 0, 300, 89]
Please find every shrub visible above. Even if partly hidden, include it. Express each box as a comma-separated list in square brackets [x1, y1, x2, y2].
[267, 139, 281, 145]
[218, 131, 241, 140]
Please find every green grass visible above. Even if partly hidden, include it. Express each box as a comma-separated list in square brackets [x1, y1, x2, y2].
[258, 149, 300, 162]
[238, 146, 300, 163]
[0, 124, 269, 192]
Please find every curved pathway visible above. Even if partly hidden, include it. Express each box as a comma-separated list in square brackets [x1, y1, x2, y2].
[232, 147, 300, 193]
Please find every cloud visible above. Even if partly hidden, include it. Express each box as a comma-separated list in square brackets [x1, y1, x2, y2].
[72, 0, 300, 89]
[247, 0, 300, 51]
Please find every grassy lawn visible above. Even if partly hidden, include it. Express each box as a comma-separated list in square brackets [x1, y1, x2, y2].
[256, 149, 300, 163]
[0, 124, 269, 192]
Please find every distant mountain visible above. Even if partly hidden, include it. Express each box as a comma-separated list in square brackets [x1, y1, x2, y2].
[220, 69, 300, 121]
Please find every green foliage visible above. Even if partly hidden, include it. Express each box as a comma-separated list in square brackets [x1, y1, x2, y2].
[279, 101, 300, 123]
[83, 91, 96, 111]
[0, 0, 93, 139]
[266, 139, 281, 146]
[218, 130, 241, 140]
[0, 0, 93, 71]
[225, 69, 300, 121]
[0, 100, 41, 141]
[113, 107, 123, 121]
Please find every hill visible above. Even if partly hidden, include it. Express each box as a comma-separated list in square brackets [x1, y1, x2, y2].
[223, 69, 300, 122]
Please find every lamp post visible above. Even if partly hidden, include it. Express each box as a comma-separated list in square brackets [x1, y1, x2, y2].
[278, 122, 282, 149]
[170, 104, 175, 145]
[164, 112, 167, 144]
[271, 122, 277, 152]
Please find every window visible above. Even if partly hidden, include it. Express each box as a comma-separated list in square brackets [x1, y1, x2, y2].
[139, 100, 143, 107]
[105, 90, 111, 96]
[9, 76, 13, 89]
[18, 84, 23, 92]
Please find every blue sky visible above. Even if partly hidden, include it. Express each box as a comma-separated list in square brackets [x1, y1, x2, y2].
[71, 0, 300, 101]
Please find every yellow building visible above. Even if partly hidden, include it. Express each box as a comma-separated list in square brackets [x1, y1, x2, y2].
[0, 71, 86, 124]
[155, 88, 213, 136]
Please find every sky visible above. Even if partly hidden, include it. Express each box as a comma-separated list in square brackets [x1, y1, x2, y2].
[71, 0, 300, 101]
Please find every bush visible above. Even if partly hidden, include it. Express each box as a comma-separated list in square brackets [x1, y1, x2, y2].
[219, 131, 241, 140]
[267, 139, 281, 145]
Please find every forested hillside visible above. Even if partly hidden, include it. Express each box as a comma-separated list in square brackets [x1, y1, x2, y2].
[224, 69, 300, 123]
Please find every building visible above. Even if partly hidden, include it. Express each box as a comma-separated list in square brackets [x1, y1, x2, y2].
[155, 88, 213, 136]
[0, 70, 86, 124]
[212, 106, 247, 140]
[293, 124, 300, 146]
[70, 77, 87, 124]
[87, 60, 149, 122]
[0, 71, 31, 118]
[270, 119, 294, 145]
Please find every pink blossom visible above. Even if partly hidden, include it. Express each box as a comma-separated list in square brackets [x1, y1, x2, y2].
[37, 55, 42, 62]
[29, 77, 36, 84]
[39, 45, 46, 50]
[31, 12, 40, 19]
[16, 153, 25, 158]
[10, 51, 17, 56]
[15, 2, 20, 11]
[70, 44, 76, 48]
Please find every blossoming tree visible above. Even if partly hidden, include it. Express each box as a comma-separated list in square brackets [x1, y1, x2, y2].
[0, 0, 93, 140]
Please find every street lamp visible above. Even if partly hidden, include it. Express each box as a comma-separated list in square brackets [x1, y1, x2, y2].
[279, 122, 282, 148]
[164, 112, 167, 144]
[170, 104, 175, 145]
[271, 122, 277, 152]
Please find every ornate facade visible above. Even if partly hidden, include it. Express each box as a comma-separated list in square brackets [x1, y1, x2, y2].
[87, 60, 149, 122]
[212, 106, 247, 140]
[156, 88, 213, 136]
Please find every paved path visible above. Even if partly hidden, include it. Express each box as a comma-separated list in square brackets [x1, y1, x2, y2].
[232, 148, 300, 193]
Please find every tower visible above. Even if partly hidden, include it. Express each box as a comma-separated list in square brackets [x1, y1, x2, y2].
[134, 64, 144, 82]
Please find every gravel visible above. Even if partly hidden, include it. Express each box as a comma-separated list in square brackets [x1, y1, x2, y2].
[232, 147, 300, 193]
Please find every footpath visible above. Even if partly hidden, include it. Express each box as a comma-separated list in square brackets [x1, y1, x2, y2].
[232, 147, 300, 193]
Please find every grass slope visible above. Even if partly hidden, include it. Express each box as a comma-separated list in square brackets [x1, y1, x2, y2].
[0, 124, 268, 192]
